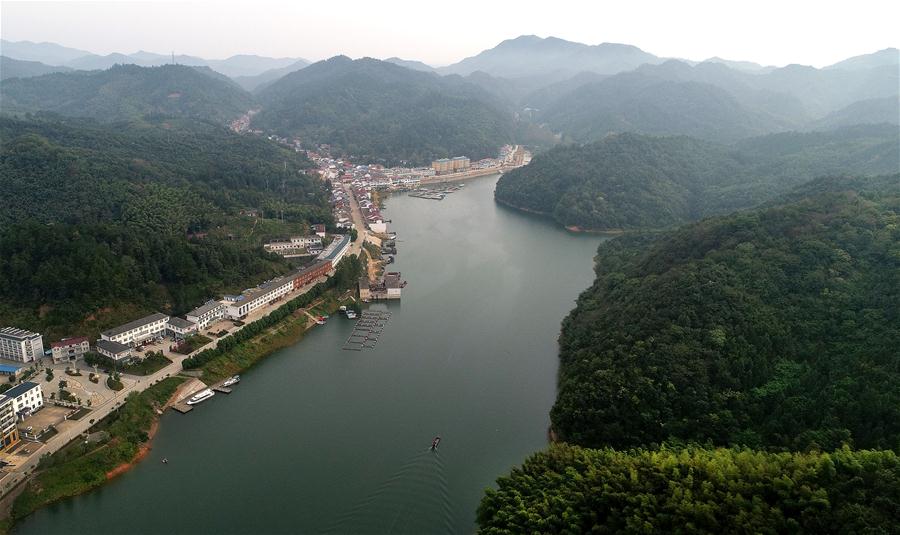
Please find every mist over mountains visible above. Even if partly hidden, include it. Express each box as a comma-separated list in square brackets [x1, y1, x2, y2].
[1, 36, 897, 162]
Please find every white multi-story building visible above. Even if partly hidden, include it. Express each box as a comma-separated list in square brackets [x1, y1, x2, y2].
[4, 381, 43, 420]
[224, 276, 294, 320]
[0, 327, 44, 363]
[51, 336, 90, 363]
[264, 235, 323, 252]
[186, 300, 226, 330]
[100, 313, 170, 347]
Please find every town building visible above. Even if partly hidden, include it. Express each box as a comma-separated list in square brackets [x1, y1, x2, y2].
[432, 156, 470, 175]
[224, 276, 295, 320]
[0, 396, 19, 452]
[166, 317, 198, 340]
[291, 260, 332, 290]
[317, 234, 351, 266]
[368, 272, 405, 300]
[100, 313, 170, 347]
[313, 224, 326, 237]
[51, 336, 90, 363]
[186, 300, 226, 330]
[263, 235, 324, 257]
[95, 339, 133, 361]
[0, 364, 23, 380]
[4, 381, 43, 420]
[0, 327, 44, 363]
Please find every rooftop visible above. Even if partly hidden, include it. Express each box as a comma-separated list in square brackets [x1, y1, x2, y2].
[0, 364, 22, 374]
[167, 317, 197, 329]
[50, 336, 88, 349]
[96, 339, 131, 354]
[186, 300, 224, 318]
[101, 312, 169, 338]
[4, 381, 40, 399]
[0, 327, 42, 341]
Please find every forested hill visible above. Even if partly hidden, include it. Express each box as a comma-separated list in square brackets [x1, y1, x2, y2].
[0, 115, 330, 339]
[253, 56, 516, 165]
[0, 64, 252, 123]
[478, 444, 900, 533]
[478, 179, 900, 532]
[494, 124, 899, 230]
[552, 179, 900, 451]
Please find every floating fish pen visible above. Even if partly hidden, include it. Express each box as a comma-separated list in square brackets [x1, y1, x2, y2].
[342, 310, 392, 351]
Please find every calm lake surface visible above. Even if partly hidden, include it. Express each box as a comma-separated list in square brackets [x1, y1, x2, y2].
[17, 174, 604, 534]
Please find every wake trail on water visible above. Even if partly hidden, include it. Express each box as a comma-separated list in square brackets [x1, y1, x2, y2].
[326, 448, 454, 534]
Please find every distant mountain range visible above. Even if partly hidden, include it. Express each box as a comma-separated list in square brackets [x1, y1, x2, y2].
[0, 39, 306, 77]
[439, 35, 663, 79]
[1, 56, 72, 80]
[1, 36, 896, 162]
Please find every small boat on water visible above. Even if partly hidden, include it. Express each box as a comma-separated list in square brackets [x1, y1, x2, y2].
[186, 388, 214, 405]
[431, 436, 441, 450]
[316, 319, 326, 325]
[345, 311, 357, 319]
[222, 375, 240, 387]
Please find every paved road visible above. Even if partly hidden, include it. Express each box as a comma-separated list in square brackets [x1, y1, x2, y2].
[342, 182, 367, 256]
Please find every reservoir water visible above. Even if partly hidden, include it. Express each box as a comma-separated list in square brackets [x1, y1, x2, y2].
[16, 174, 604, 534]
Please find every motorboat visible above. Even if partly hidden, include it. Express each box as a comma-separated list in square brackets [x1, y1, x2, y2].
[222, 375, 240, 387]
[431, 436, 441, 450]
[186, 388, 214, 405]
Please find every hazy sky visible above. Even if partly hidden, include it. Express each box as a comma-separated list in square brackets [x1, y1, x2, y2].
[2, 0, 898, 67]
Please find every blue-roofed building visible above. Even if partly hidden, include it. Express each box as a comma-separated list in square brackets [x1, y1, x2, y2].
[0, 364, 23, 378]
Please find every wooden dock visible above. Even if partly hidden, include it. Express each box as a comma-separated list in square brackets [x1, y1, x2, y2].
[213, 386, 232, 394]
[172, 403, 193, 414]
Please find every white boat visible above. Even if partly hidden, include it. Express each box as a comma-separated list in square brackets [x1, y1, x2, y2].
[346, 311, 357, 319]
[186, 388, 215, 405]
[222, 375, 240, 387]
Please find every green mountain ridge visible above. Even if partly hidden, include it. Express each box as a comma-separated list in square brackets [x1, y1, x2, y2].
[494, 124, 899, 230]
[0, 64, 253, 123]
[254, 55, 516, 165]
[0, 115, 330, 339]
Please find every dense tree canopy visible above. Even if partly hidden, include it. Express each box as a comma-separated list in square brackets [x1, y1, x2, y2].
[254, 56, 516, 165]
[0, 115, 331, 338]
[495, 125, 899, 230]
[0, 64, 252, 124]
[552, 180, 900, 451]
[478, 444, 900, 534]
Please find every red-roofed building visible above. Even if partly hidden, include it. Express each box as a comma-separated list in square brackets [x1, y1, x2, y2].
[51, 336, 90, 363]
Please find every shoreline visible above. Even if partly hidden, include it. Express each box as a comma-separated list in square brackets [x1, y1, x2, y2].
[494, 197, 628, 235]
[5, 276, 359, 531]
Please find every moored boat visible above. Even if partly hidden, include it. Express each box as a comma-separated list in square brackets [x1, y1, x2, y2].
[186, 388, 214, 405]
[222, 375, 240, 387]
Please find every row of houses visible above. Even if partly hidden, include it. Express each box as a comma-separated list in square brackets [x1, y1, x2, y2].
[0, 257, 341, 369]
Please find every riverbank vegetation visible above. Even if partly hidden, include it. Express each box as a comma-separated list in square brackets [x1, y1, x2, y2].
[8, 377, 184, 527]
[479, 178, 900, 531]
[478, 444, 900, 534]
[183, 255, 363, 383]
[494, 125, 898, 230]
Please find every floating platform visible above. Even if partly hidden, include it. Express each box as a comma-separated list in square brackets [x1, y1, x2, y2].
[342, 310, 392, 351]
[213, 387, 233, 394]
[172, 404, 193, 414]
